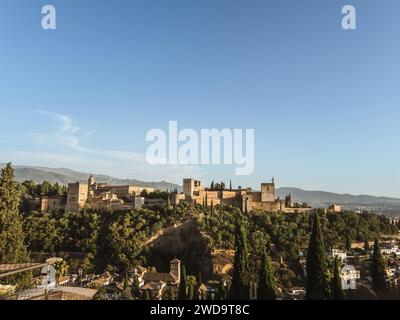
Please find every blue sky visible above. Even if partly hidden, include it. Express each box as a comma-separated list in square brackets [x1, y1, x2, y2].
[0, 0, 399, 197]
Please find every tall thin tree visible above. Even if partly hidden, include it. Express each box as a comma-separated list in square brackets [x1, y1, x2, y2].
[330, 257, 344, 300]
[257, 247, 277, 300]
[178, 264, 187, 300]
[229, 217, 250, 300]
[305, 214, 330, 300]
[371, 238, 388, 296]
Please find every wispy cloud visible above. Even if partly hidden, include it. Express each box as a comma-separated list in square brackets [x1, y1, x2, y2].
[22, 111, 202, 183]
[28, 111, 88, 152]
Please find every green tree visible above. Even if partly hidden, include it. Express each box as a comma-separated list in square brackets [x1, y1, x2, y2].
[229, 217, 250, 300]
[345, 234, 352, 251]
[186, 276, 197, 300]
[305, 214, 330, 300]
[166, 196, 173, 210]
[216, 281, 226, 300]
[371, 238, 388, 296]
[52, 182, 62, 196]
[53, 260, 68, 285]
[163, 286, 175, 300]
[257, 247, 276, 300]
[40, 181, 52, 196]
[21, 180, 37, 197]
[364, 238, 370, 251]
[120, 273, 133, 300]
[131, 276, 141, 298]
[330, 257, 344, 300]
[187, 282, 195, 300]
[143, 288, 152, 300]
[178, 264, 187, 300]
[0, 163, 31, 286]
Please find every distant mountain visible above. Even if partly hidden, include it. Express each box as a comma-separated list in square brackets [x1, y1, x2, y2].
[1, 164, 181, 192]
[277, 187, 400, 216]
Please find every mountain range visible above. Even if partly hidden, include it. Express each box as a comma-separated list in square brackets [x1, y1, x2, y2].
[2, 164, 179, 192]
[2, 164, 400, 216]
[276, 187, 400, 216]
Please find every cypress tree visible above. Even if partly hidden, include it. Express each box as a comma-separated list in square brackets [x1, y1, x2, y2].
[210, 181, 214, 190]
[143, 288, 151, 300]
[371, 238, 388, 296]
[257, 247, 277, 300]
[229, 217, 250, 300]
[210, 199, 214, 216]
[216, 281, 226, 300]
[178, 264, 187, 300]
[187, 282, 195, 300]
[193, 283, 199, 300]
[345, 235, 352, 251]
[229, 180, 232, 190]
[166, 196, 172, 210]
[120, 272, 133, 300]
[0, 163, 30, 285]
[131, 275, 141, 298]
[305, 214, 330, 300]
[331, 257, 344, 300]
[364, 238, 370, 251]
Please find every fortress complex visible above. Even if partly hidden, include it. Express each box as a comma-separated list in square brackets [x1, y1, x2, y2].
[41, 174, 154, 213]
[174, 178, 311, 213]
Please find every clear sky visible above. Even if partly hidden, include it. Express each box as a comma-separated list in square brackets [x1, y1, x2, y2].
[0, 0, 399, 197]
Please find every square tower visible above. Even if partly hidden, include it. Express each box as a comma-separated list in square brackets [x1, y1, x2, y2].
[66, 182, 88, 212]
[183, 179, 195, 197]
[261, 179, 275, 203]
[183, 179, 203, 197]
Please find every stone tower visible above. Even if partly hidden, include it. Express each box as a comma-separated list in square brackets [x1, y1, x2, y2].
[88, 174, 95, 186]
[66, 182, 88, 212]
[170, 258, 181, 283]
[88, 174, 96, 197]
[261, 178, 276, 203]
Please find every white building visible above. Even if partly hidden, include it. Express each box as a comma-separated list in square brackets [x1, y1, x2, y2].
[134, 196, 145, 209]
[381, 245, 399, 255]
[341, 265, 360, 290]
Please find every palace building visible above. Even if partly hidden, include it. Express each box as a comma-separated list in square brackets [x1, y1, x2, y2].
[42, 174, 153, 213]
[174, 178, 311, 213]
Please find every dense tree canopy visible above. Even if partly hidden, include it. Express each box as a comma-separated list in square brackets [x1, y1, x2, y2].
[0, 163, 31, 286]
